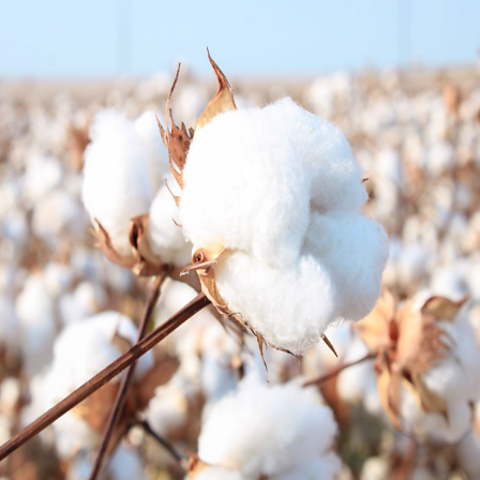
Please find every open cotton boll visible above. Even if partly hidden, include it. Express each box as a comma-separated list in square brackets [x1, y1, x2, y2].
[22, 154, 63, 207]
[400, 387, 471, 444]
[197, 376, 338, 479]
[134, 111, 169, 194]
[43, 262, 73, 298]
[145, 381, 189, 438]
[15, 274, 56, 376]
[180, 97, 387, 355]
[45, 312, 153, 414]
[44, 312, 153, 457]
[32, 189, 85, 243]
[422, 304, 480, 402]
[147, 183, 191, 267]
[82, 110, 153, 256]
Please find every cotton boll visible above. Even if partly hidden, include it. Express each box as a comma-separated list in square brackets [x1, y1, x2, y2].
[425, 141, 455, 177]
[148, 184, 191, 267]
[46, 312, 152, 399]
[134, 111, 169, 194]
[44, 312, 153, 457]
[23, 154, 63, 206]
[31, 189, 85, 242]
[422, 305, 480, 402]
[43, 263, 73, 298]
[82, 110, 153, 256]
[400, 388, 471, 444]
[58, 281, 107, 325]
[15, 274, 57, 376]
[216, 251, 336, 355]
[198, 377, 338, 479]
[180, 97, 386, 354]
[145, 382, 189, 438]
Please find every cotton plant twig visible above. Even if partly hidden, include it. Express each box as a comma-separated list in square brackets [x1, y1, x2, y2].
[0, 292, 211, 461]
[303, 352, 375, 388]
[89, 271, 168, 480]
[136, 418, 188, 468]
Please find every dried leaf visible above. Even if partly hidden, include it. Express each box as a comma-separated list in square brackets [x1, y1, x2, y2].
[196, 49, 237, 129]
[421, 295, 469, 322]
[93, 220, 135, 269]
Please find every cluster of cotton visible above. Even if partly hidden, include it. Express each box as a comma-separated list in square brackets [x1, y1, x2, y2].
[2, 64, 480, 479]
[179, 95, 387, 355]
[190, 376, 341, 480]
[82, 109, 190, 269]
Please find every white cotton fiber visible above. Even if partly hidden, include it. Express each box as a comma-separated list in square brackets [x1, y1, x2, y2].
[45, 311, 153, 402]
[82, 110, 153, 256]
[193, 466, 244, 480]
[400, 386, 471, 444]
[304, 211, 388, 321]
[15, 274, 56, 376]
[134, 111, 169, 194]
[147, 182, 191, 267]
[422, 303, 480, 402]
[215, 251, 336, 354]
[197, 376, 338, 479]
[180, 98, 387, 354]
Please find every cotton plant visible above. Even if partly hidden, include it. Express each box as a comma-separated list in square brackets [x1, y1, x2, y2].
[82, 108, 190, 276]
[159, 53, 388, 357]
[188, 376, 341, 480]
[355, 289, 478, 444]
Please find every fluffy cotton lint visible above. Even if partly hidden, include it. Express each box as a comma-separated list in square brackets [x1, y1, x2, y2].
[197, 376, 339, 479]
[180, 98, 387, 355]
[82, 110, 152, 256]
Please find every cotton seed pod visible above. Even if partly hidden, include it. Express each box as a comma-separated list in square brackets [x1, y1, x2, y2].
[160, 53, 388, 356]
[356, 289, 474, 436]
[82, 110, 190, 276]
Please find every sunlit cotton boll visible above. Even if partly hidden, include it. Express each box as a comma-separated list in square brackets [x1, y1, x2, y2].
[82, 110, 153, 256]
[180, 98, 387, 355]
[44, 312, 153, 457]
[422, 301, 480, 403]
[197, 376, 340, 480]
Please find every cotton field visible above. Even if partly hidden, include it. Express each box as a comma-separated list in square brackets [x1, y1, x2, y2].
[0, 60, 479, 480]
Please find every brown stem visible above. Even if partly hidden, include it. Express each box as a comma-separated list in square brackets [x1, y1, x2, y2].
[0, 292, 210, 461]
[136, 418, 187, 467]
[89, 272, 167, 480]
[303, 352, 375, 387]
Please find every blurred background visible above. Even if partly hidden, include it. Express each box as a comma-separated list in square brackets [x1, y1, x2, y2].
[1, 1, 480, 479]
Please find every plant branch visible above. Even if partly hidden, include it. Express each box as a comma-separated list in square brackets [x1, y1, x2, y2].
[89, 271, 167, 480]
[303, 352, 375, 387]
[137, 418, 187, 467]
[0, 291, 210, 461]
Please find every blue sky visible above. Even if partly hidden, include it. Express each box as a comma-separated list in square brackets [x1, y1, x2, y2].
[0, 0, 478, 78]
